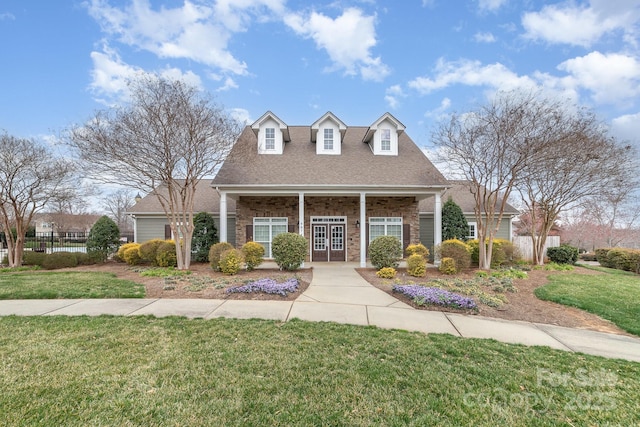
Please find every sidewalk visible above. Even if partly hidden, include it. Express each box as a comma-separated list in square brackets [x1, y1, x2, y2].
[1, 262, 639, 363]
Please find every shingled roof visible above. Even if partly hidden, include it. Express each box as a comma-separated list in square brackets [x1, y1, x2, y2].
[419, 180, 520, 214]
[212, 125, 448, 188]
[128, 180, 236, 214]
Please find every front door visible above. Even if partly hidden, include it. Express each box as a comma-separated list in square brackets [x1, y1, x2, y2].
[312, 223, 346, 262]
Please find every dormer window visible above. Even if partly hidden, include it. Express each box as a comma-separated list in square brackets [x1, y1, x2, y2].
[363, 113, 405, 156]
[381, 129, 391, 151]
[265, 128, 275, 150]
[251, 111, 290, 155]
[324, 129, 334, 150]
[312, 112, 347, 155]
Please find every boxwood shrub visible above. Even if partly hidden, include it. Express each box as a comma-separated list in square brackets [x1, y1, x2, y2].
[42, 252, 78, 270]
[369, 236, 402, 269]
[209, 242, 234, 271]
[272, 233, 308, 271]
[546, 244, 579, 265]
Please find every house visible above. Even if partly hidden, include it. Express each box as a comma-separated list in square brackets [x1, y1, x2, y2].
[130, 112, 518, 266]
[33, 213, 101, 238]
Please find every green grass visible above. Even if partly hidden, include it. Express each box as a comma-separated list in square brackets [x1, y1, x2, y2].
[535, 268, 640, 336]
[0, 316, 638, 426]
[138, 267, 193, 277]
[0, 272, 145, 299]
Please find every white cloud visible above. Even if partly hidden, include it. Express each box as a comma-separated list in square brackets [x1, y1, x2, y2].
[230, 108, 252, 125]
[522, 0, 640, 47]
[384, 85, 405, 109]
[424, 97, 452, 120]
[611, 112, 640, 145]
[0, 12, 16, 20]
[473, 31, 496, 43]
[557, 51, 640, 104]
[408, 58, 537, 94]
[216, 77, 239, 92]
[478, 0, 508, 13]
[284, 7, 390, 81]
[85, 0, 289, 76]
[89, 43, 203, 102]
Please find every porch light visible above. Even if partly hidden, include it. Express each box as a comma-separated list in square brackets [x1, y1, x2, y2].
[355, 220, 360, 229]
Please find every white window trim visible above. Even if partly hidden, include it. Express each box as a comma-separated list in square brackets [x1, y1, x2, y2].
[381, 128, 391, 151]
[324, 128, 333, 150]
[265, 127, 275, 150]
[253, 217, 288, 258]
[467, 221, 477, 240]
[368, 217, 403, 244]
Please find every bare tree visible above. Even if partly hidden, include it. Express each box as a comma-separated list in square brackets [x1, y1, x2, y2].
[67, 75, 241, 269]
[0, 132, 76, 267]
[518, 110, 636, 264]
[433, 91, 555, 269]
[102, 188, 135, 232]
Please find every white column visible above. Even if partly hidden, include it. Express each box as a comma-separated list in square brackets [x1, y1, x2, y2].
[298, 192, 305, 236]
[360, 192, 367, 268]
[434, 192, 442, 263]
[132, 216, 138, 242]
[219, 191, 227, 243]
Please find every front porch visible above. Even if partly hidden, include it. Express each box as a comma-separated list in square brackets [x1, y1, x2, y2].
[217, 191, 443, 267]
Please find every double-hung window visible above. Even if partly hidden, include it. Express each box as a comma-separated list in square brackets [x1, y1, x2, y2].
[380, 129, 391, 151]
[467, 222, 477, 240]
[253, 217, 288, 258]
[369, 217, 402, 243]
[265, 127, 275, 150]
[323, 128, 334, 150]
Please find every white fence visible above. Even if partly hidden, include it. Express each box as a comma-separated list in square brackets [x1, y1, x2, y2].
[513, 236, 560, 261]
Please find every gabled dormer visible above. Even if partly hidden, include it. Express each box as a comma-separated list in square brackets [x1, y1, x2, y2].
[362, 112, 405, 156]
[311, 112, 347, 155]
[251, 111, 290, 155]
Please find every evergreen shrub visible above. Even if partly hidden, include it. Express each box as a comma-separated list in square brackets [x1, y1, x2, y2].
[156, 240, 177, 268]
[42, 252, 78, 270]
[546, 244, 579, 265]
[407, 253, 427, 277]
[369, 236, 402, 269]
[242, 241, 265, 271]
[272, 233, 308, 271]
[219, 249, 244, 275]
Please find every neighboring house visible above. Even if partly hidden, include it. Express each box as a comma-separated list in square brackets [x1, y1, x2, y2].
[130, 112, 520, 266]
[33, 213, 101, 237]
[419, 180, 519, 246]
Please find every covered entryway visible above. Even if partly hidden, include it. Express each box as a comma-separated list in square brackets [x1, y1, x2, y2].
[311, 217, 346, 262]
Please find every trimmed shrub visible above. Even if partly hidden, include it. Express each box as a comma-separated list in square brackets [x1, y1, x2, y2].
[75, 252, 101, 266]
[23, 251, 46, 266]
[242, 241, 265, 271]
[369, 236, 403, 269]
[439, 257, 457, 275]
[595, 248, 614, 268]
[438, 239, 471, 272]
[86, 215, 120, 262]
[42, 252, 78, 270]
[117, 243, 140, 263]
[192, 212, 218, 263]
[272, 233, 308, 271]
[139, 239, 165, 266]
[547, 244, 579, 265]
[156, 240, 177, 268]
[407, 253, 427, 277]
[122, 244, 142, 266]
[209, 242, 234, 271]
[376, 267, 397, 279]
[579, 252, 598, 262]
[406, 243, 429, 260]
[606, 248, 640, 272]
[219, 249, 244, 275]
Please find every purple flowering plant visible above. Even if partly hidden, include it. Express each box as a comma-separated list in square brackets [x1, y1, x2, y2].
[226, 277, 299, 296]
[393, 284, 478, 311]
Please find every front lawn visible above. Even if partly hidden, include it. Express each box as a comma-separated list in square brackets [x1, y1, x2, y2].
[0, 272, 145, 299]
[0, 316, 638, 426]
[535, 268, 640, 336]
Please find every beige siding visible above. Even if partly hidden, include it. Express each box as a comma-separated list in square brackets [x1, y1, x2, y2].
[134, 216, 236, 247]
[420, 214, 513, 250]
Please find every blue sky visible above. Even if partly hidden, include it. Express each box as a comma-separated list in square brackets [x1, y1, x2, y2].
[1, 0, 639, 151]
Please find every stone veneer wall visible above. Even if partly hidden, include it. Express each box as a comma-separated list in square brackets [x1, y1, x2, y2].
[236, 195, 420, 262]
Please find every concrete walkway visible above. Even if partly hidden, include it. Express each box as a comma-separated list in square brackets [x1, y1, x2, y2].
[1, 262, 639, 363]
